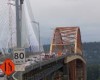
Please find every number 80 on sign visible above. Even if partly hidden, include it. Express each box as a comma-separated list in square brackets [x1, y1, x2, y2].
[13, 48, 25, 65]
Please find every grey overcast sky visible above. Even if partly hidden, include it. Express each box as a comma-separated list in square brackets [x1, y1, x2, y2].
[29, 0, 100, 44]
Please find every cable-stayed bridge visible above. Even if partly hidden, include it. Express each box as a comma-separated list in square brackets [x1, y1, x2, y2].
[0, 0, 41, 53]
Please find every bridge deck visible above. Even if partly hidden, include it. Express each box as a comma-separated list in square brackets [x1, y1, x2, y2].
[1, 53, 85, 80]
[24, 54, 66, 73]
[13, 54, 67, 79]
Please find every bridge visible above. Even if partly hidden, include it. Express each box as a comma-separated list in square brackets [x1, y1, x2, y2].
[7, 27, 86, 80]
[0, 0, 86, 80]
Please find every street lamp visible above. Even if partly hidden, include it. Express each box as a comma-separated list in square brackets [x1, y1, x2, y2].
[32, 21, 40, 52]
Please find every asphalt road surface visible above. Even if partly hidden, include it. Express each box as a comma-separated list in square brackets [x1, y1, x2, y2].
[0, 77, 4, 80]
[0, 76, 7, 80]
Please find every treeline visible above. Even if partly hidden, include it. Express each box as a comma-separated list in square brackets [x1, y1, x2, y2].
[83, 42, 100, 64]
[83, 42, 100, 80]
[87, 64, 100, 80]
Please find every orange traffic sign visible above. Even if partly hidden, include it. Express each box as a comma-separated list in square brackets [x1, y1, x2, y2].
[0, 58, 15, 76]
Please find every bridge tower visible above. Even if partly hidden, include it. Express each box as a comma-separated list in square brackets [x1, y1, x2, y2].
[50, 27, 86, 80]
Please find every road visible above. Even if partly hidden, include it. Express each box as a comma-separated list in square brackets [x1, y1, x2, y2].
[0, 76, 7, 80]
[0, 77, 4, 80]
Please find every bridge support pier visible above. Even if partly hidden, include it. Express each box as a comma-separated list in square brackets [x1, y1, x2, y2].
[68, 60, 77, 80]
[43, 74, 54, 80]
[63, 64, 69, 80]
[51, 71, 63, 80]
[66, 59, 86, 80]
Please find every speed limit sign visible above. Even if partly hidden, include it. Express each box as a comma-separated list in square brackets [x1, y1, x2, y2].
[13, 48, 25, 65]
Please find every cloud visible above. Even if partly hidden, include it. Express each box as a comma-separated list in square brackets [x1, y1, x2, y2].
[0, 0, 100, 45]
[29, 0, 100, 43]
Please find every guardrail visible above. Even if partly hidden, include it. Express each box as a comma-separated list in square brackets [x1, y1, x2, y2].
[7, 53, 84, 80]
[12, 54, 67, 80]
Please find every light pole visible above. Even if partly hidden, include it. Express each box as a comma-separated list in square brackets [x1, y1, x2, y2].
[15, 0, 24, 80]
[32, 21, 40, 52]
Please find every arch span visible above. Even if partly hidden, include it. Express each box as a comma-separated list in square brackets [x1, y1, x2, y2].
[50, 27, 83, 55]
[50, 27, 86, 80]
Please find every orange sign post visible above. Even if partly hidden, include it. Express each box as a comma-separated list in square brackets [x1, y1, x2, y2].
[0, 59, 15, 76]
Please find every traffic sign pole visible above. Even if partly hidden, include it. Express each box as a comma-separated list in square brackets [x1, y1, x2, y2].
[15, 0, 24, 79]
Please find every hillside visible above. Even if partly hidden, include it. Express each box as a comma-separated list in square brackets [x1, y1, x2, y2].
[83, 42, 100, 64]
